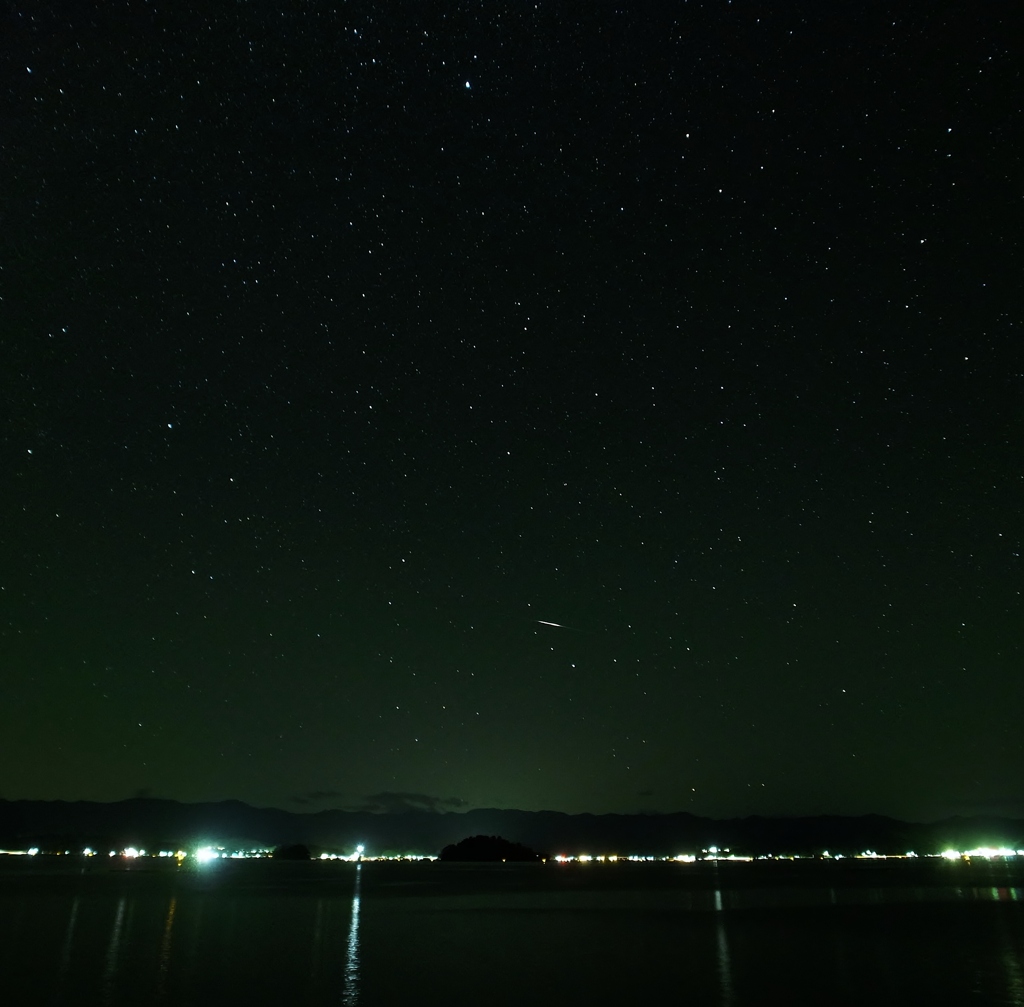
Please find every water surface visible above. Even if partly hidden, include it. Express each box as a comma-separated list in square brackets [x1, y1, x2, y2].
[2, 856, 1023, 1005]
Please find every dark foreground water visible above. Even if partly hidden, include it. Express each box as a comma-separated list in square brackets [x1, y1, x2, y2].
[1, 856, 1023, 1006]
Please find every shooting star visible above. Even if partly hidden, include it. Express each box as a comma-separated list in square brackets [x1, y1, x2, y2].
[537, 620, 566, 628]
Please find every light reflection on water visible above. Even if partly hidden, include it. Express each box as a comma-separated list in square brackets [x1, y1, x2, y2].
[343, 862, 362, 1005]
[156, 896, 176, 1000]
[996, 897, 1024, 1007]
[56, 894, 78, 978]
[102, 896, 126, 1006]
[714, 888, 734, 1007]
[3, 862, 1024, 1006]
[1002, 944, 1024, 1007]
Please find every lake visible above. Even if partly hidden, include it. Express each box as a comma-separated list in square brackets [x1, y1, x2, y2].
[1, 856, 1023, 1005]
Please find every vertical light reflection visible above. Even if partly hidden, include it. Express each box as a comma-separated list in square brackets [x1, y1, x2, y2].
[57, 896, 80, 977]
[156, 896, 177, 1000]
[714, 888, 734, 1007]
[52, 895, 80, 1001]
[102, 897, 127, 1006]
[997, 902, 1024, 1007]
[342, 863, 362, 1006]
[1002, 945, 1024, 1007]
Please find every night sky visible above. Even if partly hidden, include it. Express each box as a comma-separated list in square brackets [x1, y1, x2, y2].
[2, 1, 1020, 822]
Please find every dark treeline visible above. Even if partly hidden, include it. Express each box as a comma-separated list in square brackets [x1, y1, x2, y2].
[440, 835, 541, 861]
[1, 799, 1022, 858]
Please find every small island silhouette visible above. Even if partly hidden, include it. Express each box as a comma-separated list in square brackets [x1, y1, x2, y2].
[439, 835, 542, 862]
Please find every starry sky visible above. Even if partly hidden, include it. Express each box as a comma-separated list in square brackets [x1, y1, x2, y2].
[2, 1, 1020, 821]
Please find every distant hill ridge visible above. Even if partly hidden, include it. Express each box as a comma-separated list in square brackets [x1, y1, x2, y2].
[1, 798, 1021, 857]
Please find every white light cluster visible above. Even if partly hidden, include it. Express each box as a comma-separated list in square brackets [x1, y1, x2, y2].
[5, 843, 1021, 863]
[321, 845, 366, 862]
[942, 847, 1022, 860]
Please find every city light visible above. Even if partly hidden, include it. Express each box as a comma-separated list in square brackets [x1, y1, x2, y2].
[3, 844, 1021, 864]
[940, 847, 1019, 860]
